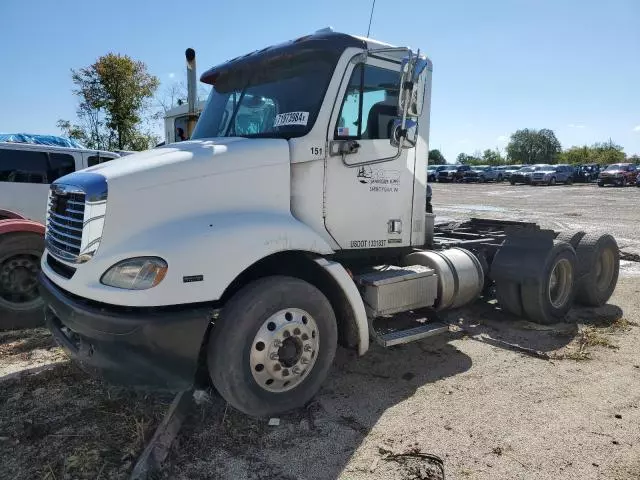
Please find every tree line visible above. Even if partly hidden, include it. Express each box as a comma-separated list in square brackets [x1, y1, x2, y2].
[429, 128, 639, 166]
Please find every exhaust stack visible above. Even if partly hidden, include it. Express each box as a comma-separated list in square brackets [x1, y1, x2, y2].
[185, 48, 198, 138]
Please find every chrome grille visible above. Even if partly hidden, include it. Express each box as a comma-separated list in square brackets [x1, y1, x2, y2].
[46, 188, 85, 262]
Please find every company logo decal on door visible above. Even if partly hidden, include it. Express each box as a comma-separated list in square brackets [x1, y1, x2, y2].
[356, 166, 400, 192]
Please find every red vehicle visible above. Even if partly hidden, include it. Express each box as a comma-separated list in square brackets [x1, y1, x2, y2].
[597, 163, 638, 187]
[0, 209, 44, 330]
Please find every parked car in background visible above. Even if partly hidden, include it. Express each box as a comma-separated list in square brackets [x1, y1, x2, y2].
[530, 164, 574, 186]
[572, 163, 601, 183]
[437, 164, 472, 183]
[463, 165, 501, 182]
[0, 138, 120, 329]
[496, 164, 522, 181]
[0, 141, 120, 223]
[509, 164, 549, 185]
[427, 165, 448, 182]
[598, 163, 638, 187]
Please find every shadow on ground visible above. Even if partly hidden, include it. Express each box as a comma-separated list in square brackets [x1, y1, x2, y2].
[166, 298, 625, 480]
[167, 337, 469, 480]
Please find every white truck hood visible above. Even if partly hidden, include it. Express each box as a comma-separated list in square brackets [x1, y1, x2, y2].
[83, 138, 247, 185]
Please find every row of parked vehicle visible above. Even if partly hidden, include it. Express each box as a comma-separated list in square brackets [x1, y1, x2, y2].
[428, 163, 639, 187]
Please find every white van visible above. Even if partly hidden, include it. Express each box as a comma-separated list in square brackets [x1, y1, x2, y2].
[0, 142, 120, 223]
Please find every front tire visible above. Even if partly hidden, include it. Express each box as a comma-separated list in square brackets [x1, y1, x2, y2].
[207, 276, 337, 417]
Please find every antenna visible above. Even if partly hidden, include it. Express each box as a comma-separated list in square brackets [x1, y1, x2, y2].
[366, 0, 376, 37]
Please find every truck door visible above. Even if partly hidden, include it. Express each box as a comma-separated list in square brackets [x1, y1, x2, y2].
[323, 57, 417, 250]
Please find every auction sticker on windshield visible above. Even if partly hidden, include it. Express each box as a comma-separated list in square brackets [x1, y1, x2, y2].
[273, 111, 309, 127]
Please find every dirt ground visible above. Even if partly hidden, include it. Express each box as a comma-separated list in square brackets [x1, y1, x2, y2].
[1, 181, 639, 480]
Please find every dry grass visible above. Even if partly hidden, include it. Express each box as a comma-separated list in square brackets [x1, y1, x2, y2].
[552, 325, 621, 361]
[0, 329, 173, 480]
[606, 317, 639, 333]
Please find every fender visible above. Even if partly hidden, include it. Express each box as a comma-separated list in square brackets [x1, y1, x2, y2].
[0, 209, 27, 221]
[0, 218, 45, 237]
[314, 258, 369, 356]
[45, 211, 336, 307]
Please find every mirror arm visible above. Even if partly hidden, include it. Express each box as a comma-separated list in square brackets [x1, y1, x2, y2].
[341, 143, 403, 168]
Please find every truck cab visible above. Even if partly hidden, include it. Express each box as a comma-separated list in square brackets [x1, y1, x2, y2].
[38, 29, 620, 417]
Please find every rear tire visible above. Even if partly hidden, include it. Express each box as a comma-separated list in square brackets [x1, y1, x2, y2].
[0, 233, 45, 330]
[495, 281, 523, 317]
[598, 182, 604, 187]
[207, 276, 337, 417]
[573, 234, 619, 307]
[521, 242, 577, 324]
[555, 230, 586, 249]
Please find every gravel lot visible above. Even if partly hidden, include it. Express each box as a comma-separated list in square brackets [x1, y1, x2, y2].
[432, 181, 640, 259]
[1, 181, 639, 480]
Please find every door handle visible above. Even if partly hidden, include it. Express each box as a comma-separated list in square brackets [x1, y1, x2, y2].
[330, 140, 360, 157]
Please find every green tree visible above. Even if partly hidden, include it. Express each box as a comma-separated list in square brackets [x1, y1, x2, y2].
[456, 152, 483, 166]
[428, 149, 446, 165]
[59, 53, 159, 151]
[506, 128, 562, 164]
[482, 148, 505, 166]
[592, 139, 625, 165]
[558, 140, 625, 165]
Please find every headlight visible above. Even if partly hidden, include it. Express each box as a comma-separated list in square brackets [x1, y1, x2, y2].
[101, 257, 168, 290]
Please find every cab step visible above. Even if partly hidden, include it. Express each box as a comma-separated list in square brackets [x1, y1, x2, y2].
[370, 309, 450, 347]
[374, 322, 449, 347]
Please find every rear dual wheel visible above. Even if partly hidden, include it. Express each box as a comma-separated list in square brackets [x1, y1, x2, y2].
[496, 242, 577, 324]
[207, 276, 337, 417]
[496, 233, 619, 322]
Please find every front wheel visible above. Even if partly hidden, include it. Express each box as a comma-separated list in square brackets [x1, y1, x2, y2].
[549, 177, 557, 186]
[207, 276, 337, 417]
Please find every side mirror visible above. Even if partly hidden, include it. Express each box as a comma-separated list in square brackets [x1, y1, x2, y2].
[399, 54, 430, 118]
[390, 118, 418, 149]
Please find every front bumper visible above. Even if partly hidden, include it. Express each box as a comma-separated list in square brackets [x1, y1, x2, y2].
[39, 272, 212, 390]
[598, 176, 624, 185]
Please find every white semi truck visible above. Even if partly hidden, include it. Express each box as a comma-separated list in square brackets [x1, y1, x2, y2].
[39, 29, 620, 417]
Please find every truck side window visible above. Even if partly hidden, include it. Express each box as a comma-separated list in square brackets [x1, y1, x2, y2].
[48, 153, 75, 182]
[0, 148, 49, 184]
[335, 64, 400, 140]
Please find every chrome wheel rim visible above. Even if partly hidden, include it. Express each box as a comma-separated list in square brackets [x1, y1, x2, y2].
[595, 248, 615, 292]
[250, 308, 319, 393]
[548, 258, 573, 308]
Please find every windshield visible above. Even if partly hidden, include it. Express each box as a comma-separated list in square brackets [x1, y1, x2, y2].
[605, 164, 626, 171]
[192, 51, 337, 140]
[519, 167, 534, 172]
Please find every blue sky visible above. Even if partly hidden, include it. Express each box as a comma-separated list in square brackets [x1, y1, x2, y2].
[0, 0, 638, 162]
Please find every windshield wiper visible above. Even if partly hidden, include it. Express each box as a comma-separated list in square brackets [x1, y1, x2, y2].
[224, 88, 248, 137]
